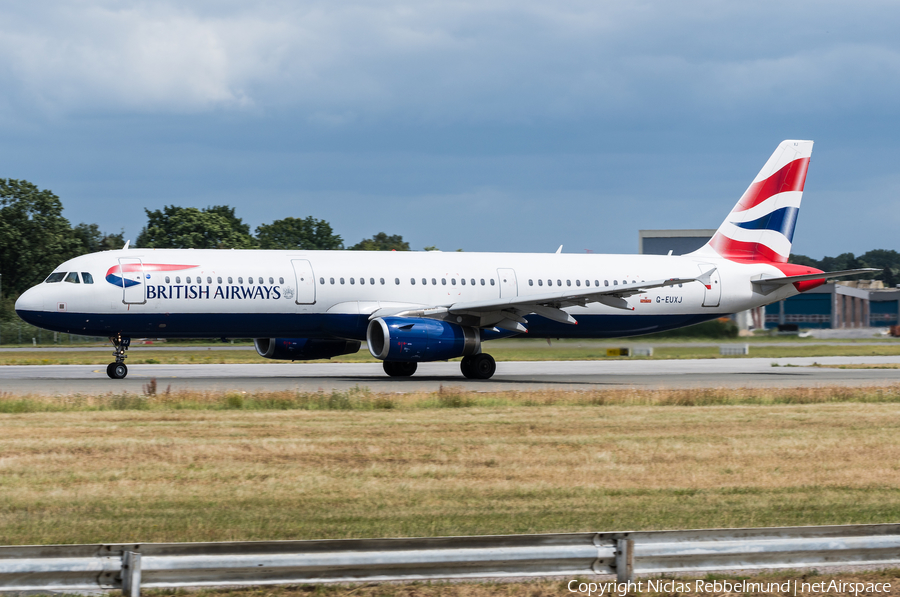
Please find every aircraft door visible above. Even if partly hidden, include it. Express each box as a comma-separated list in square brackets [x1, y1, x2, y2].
[291, 259, 316, 304]
[699, 263, 721, 307]
[117, 258, 146, 304]
[497, 268, 518, 299]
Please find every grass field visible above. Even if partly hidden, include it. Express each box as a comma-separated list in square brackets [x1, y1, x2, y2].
[3, 338, 900, 365]
[2, 386, 899, 546]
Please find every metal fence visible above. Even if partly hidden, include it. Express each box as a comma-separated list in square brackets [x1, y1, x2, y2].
[0, 320, 105, 346]
[2, 524, 900, 595]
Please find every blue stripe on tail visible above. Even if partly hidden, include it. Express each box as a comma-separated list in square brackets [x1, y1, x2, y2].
[732, 206, 799, 242]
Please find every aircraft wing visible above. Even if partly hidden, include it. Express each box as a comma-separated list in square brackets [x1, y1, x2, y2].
[751, 268, 881, 295]
[369, 271, 713, 333]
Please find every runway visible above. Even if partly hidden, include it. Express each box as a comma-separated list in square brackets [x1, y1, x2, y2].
[2, 356, 900, 395]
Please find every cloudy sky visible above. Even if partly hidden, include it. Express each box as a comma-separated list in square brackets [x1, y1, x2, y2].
[1, 0, 899, 257]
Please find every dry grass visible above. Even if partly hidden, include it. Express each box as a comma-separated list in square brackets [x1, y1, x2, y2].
[2, 394, 900, 545]
[150, 569, 900, 596]
[4, 384, 900, 412]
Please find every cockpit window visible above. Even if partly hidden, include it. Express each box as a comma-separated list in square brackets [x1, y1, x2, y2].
[64, 272, 80, 284]
[81, 272, 94, 284]
[45, 272, 65, 283]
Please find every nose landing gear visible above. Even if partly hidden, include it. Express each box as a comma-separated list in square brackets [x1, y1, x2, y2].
[107, 335, 130, 379]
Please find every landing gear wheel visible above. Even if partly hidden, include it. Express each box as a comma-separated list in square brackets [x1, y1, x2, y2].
[460, 355, 476, 379]
[383, 361, 417, 377]
[107, 334, 131, 380]
[469, 354, 496, 380]
[107, 362, 128, 379]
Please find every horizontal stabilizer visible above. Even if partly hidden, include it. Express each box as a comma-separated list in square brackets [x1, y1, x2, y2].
[751, 268, 881, 295]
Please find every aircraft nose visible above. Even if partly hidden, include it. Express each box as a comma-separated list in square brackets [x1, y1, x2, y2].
[15, 285, 47, 319]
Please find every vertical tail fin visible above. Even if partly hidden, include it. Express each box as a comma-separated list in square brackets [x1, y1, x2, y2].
[692, 140, 813, 263]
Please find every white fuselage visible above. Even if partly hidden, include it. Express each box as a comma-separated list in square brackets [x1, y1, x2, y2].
[15, 248, 796, 341]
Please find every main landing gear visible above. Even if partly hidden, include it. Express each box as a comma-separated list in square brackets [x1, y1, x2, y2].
[107, 335, 130, 379]
[460, 354, 496, 380]
[381, 354, 497, 380]
[383, 361, 417, 377]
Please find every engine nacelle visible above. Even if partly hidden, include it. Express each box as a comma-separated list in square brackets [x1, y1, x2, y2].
[367, 317, 480, 362]
[254, 338, 361, 361]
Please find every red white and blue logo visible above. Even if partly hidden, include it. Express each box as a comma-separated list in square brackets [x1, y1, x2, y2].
[707, 141, 812, 264]
[105, 263, 198, 288]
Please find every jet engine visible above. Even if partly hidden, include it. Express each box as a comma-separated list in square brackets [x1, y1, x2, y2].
[366, 317, 480, 362]
[254, 338, 361, 361]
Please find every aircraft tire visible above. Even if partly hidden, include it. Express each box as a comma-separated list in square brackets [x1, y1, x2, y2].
[460, 356, 476, 379]
[108, 362, 128, 379]
[469, 354, 496, 380]
[383, 361, 417, 377]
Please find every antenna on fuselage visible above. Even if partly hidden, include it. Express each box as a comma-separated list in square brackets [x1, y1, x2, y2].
[555, 245, 563, 254]
[123, 240, 130, 250]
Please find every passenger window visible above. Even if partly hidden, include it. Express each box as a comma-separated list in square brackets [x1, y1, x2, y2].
[186, 276, 192, 284]
[350, 278, 355, 284]
[395, 278, 400, 285]
[490, 279, 495, 286]
[604, 280, 608, 287]
[529, 279, 533, 286]
[82, 272, 94, 284]
[207, 277, 212, 284]
[45, 272, 65, 283]
[269, 277, 274, 284]
[228, 277, 233, 284]
[259, 277, 263, 284]
[370, 278, 375, 285]
[538, 279, 543, 286]
[360, 277, 365, 285]
[176, 276, 182, 283]
[64, 272, 80, 284]
[380, 278, 385, 285]
[471, 279, 475, 285]
[330, 278, 335, 284]
[623, 280, 627, 285]
[547, 280, 552, 286]
[442, 278, 447, 285]
[320, 277, 325, 284]
[566, 280, 571, 286]
[165, 276, 171, 284]
[613, 280, 618, 285]
[432, 278, 437, 285]
[249, 277, 254, 284]
[461, 278, 466, 285]
[451, 279, 456, 285]
[410, 278, 415, 285]
[480, 279, 485, 285]
[422, 278, 427, 285]
[340, 278, 345, 284]
[576, 280, 581, 286]
[237, 277, 242, 284]
[279, 277, 284, 284]
[557, 280, 562, 286]
[217, 277, 222, 284]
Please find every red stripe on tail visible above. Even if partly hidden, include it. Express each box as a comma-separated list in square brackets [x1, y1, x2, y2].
[708, 233, 788, 263]
[734, 157, 809, 213]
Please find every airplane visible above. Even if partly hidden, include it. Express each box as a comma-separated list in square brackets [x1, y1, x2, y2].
[15, 140, 877, 380]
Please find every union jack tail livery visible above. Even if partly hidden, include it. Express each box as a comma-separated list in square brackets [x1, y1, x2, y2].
[693, 140, 813, 263]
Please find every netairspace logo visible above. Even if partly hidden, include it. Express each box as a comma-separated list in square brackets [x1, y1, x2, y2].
[567, 579, 892, 596]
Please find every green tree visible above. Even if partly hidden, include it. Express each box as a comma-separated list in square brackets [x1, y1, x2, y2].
[72, 222, 126, 253]
[0, 179, 82, 296]
[256, 216, 343, 250]
[136, 205, 256, 249]
[349, 232, 410, 251]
